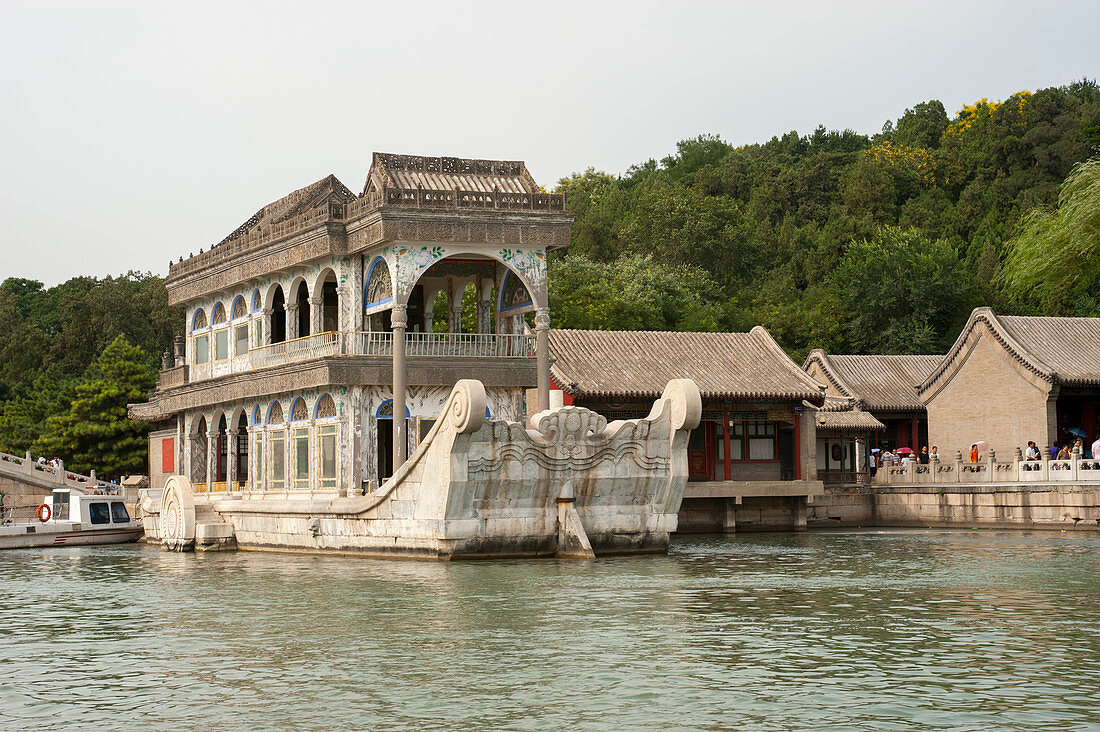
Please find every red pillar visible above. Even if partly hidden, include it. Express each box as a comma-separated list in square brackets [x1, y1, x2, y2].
[911, 417, 918, 449]
[793, 410, 802, 480]
[722, 408, 732, 481]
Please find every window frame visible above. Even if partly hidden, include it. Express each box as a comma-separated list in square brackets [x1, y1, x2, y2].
[728, 420, 779, 463]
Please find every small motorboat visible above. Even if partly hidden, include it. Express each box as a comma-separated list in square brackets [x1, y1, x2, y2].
[0, 487, 143, 549]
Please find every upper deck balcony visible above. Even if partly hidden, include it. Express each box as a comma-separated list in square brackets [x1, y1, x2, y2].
[158, 331, 535, 390]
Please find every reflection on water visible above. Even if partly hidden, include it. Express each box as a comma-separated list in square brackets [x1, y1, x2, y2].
[1, 530, 1098, 730]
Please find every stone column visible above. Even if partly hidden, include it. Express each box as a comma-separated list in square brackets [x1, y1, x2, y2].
[206, 431, 216, 487]
[226, 428, 238, 490]
[535, 306, 551, 416]
[288, 303, 301, 340]
[309, 295, 324, 334]
[477, 279, 493, 334]
[261, 308, 273, 346]
[173, 335, 185, 367]
[392, 304, 408, 469]
[448, 284, 463, 334]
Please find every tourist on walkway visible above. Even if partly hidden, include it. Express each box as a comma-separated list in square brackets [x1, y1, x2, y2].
[930, 445, 939, 462]
[918, 446, 930, 464]
[1025, 441, 1041, 460]
[969, 444, 979, 463]
[868, 449, 878, 478]
[1057, 444, 1071, 460]
[1091, 435, 1100, 459]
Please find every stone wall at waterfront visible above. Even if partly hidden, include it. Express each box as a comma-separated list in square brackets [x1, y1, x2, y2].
[807, 484, 1099, 531]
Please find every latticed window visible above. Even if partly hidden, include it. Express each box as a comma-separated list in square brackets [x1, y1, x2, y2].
[232, 297, 247, 320]
[291, 398, 308, 421]
[212, 303, 227, 324]
[268, 401, 284, 424]
[193, 308, 207, 330]
[315, 394, 336, 419]
[252, 290, 261, 311]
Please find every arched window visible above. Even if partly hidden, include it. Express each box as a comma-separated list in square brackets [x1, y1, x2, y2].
[251, 405, 261, 425]
[192, 309, 209, 364]
[315, 394, 338, 489]
[290, 398, 309, 489]
[315, 394, 336, 419]
[232, 296, 247, 320]
[291, 398, 309, 421]
[212, 303, 227, 324]
[252, 290, 262, 312]
[192, 308, 208, 330]
[267, 402, 285, 491]
[375, 399, 410, 418]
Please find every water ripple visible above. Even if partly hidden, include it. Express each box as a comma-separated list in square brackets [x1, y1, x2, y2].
[0, 530, 1097, 729]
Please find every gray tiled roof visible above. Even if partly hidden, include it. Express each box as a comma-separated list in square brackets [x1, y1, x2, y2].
[997, 314, 1100, 385]
[805, 350, 940, 412]
[366, 152, 537, 196]
[920, 308, 1100, 394]
[550, 327, 826, 401]
[816, 409, 886, 431]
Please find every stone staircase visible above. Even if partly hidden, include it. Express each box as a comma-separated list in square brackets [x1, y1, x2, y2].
[193, 502, 237, 551]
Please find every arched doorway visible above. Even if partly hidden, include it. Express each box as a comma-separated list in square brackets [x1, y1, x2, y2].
[375, 399, 409, 483]
[271, 286, 286, 344]
[320, 272, 338, 333]
[215, 414, 228, 486]
[296, 281, 310, 338]
[235, 412, 248, 488]
[191, 416, 207, 485]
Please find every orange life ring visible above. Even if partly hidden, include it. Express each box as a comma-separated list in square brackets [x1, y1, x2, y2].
[36, 503, 51, 523]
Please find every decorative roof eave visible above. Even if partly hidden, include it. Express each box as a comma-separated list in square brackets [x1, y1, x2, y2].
[917, 307, 1056, 401]
[567, 388, 824, 402]
[802, 349, 858, 400]
[815, 412, 887, 432]
[750, 327, 830, 403]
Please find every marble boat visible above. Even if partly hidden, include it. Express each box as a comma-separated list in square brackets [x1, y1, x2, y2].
[0, 488, 144, 549]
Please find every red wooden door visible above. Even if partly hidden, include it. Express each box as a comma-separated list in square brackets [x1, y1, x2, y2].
[688, 421, 716, 480]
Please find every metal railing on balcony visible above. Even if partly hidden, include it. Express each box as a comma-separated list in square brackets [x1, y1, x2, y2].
[246, 331, 535, 370]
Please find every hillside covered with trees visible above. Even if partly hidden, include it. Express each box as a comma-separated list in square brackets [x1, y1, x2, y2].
[0, 80, 1097, 474]
[552, 79, 1100, 355]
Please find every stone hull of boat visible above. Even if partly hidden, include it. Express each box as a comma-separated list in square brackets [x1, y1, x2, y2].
[150, 378, 700, 559]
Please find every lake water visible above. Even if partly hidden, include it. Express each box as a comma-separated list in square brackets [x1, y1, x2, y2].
[1, 530, 1097, 730]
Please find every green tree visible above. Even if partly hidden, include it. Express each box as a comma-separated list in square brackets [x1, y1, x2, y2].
[33, 335, 157, 476]
[0, 368, 78, 455]
[1001, 158, 1100, 312]
[550, 253, 723, 332]
[893, 100, 949, 149]
[824, 227, 972, 354]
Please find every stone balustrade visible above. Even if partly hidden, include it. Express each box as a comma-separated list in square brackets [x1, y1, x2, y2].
[166, 331, 537, 386]
[873, 452, 1100, 485]
[0, 450, 118, 488]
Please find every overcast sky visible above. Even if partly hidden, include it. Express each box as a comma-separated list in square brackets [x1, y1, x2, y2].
[1, 0, 1096, 286]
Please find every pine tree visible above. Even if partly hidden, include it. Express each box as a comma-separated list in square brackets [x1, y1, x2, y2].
[34, 335, 156, 477]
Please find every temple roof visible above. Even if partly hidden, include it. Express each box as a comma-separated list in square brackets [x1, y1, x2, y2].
[218, 174, 355, 245]
[363, 152, 539, 196]
[815, 408, 886, 431]
[550, 328, 826, 401]
[804, 350, 941, 413]
[919, 307, 1100, 396]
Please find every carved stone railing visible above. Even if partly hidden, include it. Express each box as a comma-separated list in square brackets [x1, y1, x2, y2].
[168, 184, 567, 280]
[244, 331, 535, 371]
[873, 456, 1100, 486]
[405, 332, 536, 358]
[158, 365, 189, 390]
[0, 450, 119, 489]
